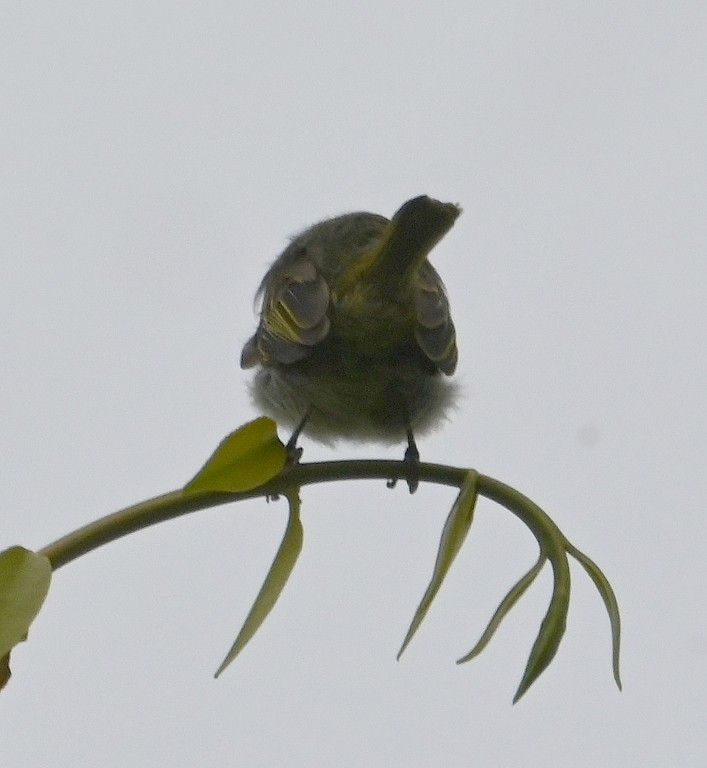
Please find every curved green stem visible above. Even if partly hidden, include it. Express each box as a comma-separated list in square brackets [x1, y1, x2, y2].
[35, 457, 621, 702]
[38, 460, 465, 570]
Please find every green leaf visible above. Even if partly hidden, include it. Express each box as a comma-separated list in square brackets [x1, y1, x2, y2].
[457, 554, 546, 664]
[0, 546, 52, 657]
[0, 546, 52, 690]
[567, 543, 622, 691]
[214, 490, 303, 677]
[397, 470, 478, 659]
[184, 417, 287, 494]
[513, 549, 571, 703]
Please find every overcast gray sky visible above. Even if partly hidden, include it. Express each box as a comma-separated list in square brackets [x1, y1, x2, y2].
[2, 1, 706, 765]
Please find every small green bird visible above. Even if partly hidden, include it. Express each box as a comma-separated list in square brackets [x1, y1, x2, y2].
[241, 195, 460, 484]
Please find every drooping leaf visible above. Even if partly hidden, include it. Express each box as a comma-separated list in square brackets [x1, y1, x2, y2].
[214, 490, 303, 677]
[457, 554, 546, 664]
[512, 549, 571, 703]
[0, 546, 52, 690]
[184, 417, 287, 495]
[567, 542, 622, 690]
[397, 470, 478, 659]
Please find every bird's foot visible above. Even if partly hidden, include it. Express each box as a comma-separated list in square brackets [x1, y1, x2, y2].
[284, 412, 309, 467]
[387, 428, 420, 494]
[268, 413, 308, 502]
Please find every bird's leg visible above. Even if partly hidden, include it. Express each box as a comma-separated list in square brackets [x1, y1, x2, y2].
[403, 426, 420, 494]
[285, 411, 310, 465]
[386, 423, 421, 494]
[266, 412, 309, 503]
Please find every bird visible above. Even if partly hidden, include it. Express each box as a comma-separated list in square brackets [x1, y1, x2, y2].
[240, 195, 460, 490]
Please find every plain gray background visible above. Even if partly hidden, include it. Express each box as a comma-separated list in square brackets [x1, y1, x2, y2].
[2, 1, 705, 765]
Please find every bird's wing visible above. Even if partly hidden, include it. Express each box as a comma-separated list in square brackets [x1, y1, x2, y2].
[241, 256, 330, 368]
[413, 263, 458, 375]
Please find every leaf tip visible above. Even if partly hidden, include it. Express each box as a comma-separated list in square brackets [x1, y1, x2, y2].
[512, 674, 535, 704]
[614, 668, 623, 692]
[395, 639, 410, 662]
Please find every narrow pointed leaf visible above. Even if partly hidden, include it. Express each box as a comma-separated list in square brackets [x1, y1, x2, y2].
[512, 550, 571, 703]
[215, 490, 303, 677]
[0, 547, 52, 690]
[397, 470, 478, 659]
[184, 417, 287, 494]
[457, 554, 546, 664]
[567, 543, 622, 690]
